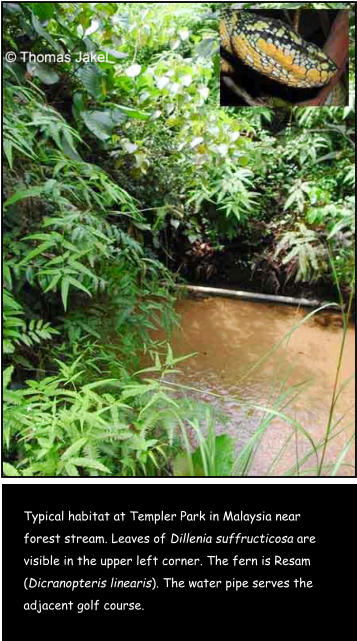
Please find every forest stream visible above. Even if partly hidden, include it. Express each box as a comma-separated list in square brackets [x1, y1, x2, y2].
[154, 297, 355, 476]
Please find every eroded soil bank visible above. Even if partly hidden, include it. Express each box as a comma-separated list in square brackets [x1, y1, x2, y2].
[155, 296, 355, 476]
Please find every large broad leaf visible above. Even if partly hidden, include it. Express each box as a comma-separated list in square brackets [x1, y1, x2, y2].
[31, 12, 62, 53]
[3, 3, 23, 14]
[72, 91, 85, 121]
[27, 61, 59, 84]
[81, 110, 116, 141]
[80, 108, 128, 140]
[110, 109, 129, 124]
[28, 2, 55, 20]
[77, 63, 103, 100]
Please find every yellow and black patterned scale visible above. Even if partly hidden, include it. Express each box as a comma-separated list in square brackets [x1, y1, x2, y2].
[220, 10, 337, 89]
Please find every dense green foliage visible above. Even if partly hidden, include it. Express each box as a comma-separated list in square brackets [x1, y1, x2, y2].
[2, 2, 355, 476]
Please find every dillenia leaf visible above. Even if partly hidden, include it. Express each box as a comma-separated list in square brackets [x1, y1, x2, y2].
[31, 12, 62, 53]
[80, 110, 115, 140]
[72, 92, 85, 121]
[77, 64, 103, 99]
[28, 2, 55, 21]
[3, 3, 24, 14]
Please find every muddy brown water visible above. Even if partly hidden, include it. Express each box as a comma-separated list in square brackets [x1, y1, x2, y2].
[153, 297, 355, 476]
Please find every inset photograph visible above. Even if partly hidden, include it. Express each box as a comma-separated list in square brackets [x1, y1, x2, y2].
[220, 7, 349, 107]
